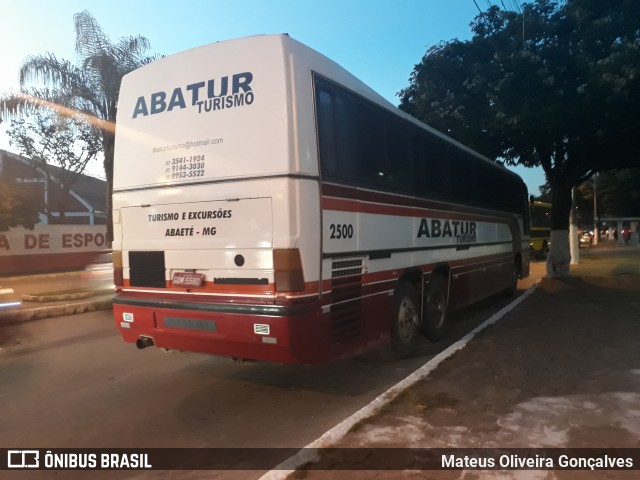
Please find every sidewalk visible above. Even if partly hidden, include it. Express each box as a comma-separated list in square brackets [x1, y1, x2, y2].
[287, 244, 640, 479]
[0, 267, 113, 324]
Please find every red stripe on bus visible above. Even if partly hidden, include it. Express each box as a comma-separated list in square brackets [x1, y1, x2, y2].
[322, 196, 510, 223]
[320, 251, 513, 293]
[121, 280, 321, 297]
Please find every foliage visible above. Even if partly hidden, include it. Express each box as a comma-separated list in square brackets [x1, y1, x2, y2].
[0, 11, 158, 242]
[537, 170, 640, 227]
[597, 169, 640, 217]
[398, 0, 640, 275]
[0, 179, 43, 232]
[7, 110, 100, 183]
[399, 0, 640, 229]
[6, 109, 101, 220]
[535, 184, 552, 203]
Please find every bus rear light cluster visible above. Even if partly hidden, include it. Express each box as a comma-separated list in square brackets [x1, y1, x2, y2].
[273, 248, 305, 292]
[113, 250, 124, 287]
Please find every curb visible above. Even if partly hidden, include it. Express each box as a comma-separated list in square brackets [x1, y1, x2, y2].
[21, 288, 114, 303]
[0, 270, 90, 283]
[1, 296, 113, 325]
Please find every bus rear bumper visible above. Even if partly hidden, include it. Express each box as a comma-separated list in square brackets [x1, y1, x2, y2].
[113, 296, 325, 364]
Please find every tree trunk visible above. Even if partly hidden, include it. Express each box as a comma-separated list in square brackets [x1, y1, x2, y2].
[546, 181, 573, 278]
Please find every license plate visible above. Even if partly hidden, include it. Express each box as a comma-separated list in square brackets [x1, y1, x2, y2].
[164, 317, 216, 332]
[172, 272, 204, 287]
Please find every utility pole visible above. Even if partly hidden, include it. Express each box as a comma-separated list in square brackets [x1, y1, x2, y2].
[570, 186, 580, 264]
[593, 173, 599, 245]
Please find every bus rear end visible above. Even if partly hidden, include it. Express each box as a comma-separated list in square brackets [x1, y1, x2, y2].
[112, 35, 323, 364]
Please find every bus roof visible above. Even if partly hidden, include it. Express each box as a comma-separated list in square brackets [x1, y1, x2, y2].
[115, 33, 525, 190]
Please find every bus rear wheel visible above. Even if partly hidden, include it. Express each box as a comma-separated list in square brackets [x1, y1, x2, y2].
[390, 281, 420, 359]
[421, 274, 448, 342]
[504, 259, 520, 297]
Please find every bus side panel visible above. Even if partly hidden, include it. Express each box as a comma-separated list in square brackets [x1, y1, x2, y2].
[321, 185, 524, 327]
[318, 269, 395, 361]
[448, 251, 514, 310]
[447, 215, 522, 309]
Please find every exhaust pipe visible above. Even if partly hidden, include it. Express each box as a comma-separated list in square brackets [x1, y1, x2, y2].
[136, 336, 155, 349]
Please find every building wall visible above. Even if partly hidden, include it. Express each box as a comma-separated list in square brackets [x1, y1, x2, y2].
[0, 149, 106, 226]
[1, 150, 109, 274]
[0, 225, 109, 275]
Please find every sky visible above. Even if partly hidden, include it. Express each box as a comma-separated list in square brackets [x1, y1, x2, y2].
[0, 0, 545, 194]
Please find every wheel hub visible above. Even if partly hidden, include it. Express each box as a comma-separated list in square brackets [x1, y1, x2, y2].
[398, 296, 418, 342]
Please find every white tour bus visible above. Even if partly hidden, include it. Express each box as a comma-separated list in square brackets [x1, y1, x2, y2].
[112, 34, 530, 364]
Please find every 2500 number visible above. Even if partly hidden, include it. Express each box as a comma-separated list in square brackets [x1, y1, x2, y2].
[329, 223, 354, 239]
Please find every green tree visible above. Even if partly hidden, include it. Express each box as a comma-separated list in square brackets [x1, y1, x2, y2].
[597, 169, 640, 217]
[399, 0, 640, 276]
[0, 179, 43, 232]
[0, 10, 158, 242]
[7, 109, 101, 222]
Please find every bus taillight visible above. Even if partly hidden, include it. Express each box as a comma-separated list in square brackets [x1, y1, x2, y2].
[113, 250, 124, 287]
[273, 248, 305, 292]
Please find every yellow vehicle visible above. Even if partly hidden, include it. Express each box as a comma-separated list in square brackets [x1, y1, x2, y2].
[530, 201, 551, 258]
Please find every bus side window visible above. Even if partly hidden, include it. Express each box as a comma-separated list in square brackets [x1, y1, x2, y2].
[423, 133, 445, 198]
[333, 93, 359, 181]
[475, 163, 490, 209]
[356, 103, 386, 185]
[385, 119, 412, 193]
[316, 89, 338, 177]
[523, 191, 531, 234]
[410, 130, 424, 194]
[316, 81, 360, 183]
[451, 151, 476, 204]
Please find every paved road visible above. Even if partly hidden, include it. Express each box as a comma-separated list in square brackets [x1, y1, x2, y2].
[0, 265, 113, 314]
[0, 263, 545, 479]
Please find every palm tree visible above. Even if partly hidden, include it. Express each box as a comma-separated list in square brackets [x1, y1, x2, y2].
[0, 10, 158, 243]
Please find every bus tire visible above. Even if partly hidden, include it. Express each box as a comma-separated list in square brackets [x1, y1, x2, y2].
[421, 274, 448, 342]
[504, 259, 520, 297]
[390, 281, 420, 359]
